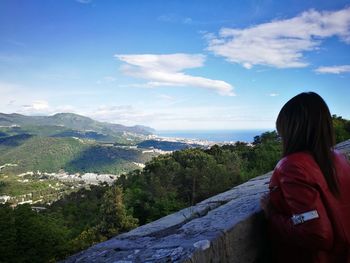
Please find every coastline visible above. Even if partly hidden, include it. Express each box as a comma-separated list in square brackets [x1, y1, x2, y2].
[154, 129, 269, 145]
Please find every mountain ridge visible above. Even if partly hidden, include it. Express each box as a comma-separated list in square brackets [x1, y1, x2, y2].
[0, 112, 155, 136]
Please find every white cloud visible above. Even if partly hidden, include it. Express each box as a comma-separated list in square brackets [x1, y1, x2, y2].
[27, 101, 49, 110]
[269, 93, 279, 97]
[115, 53, 235, 96]
[20, 101, 52, 115]
[207, 7, 350, 69]
[243, 63, 253, 69]
[315, 65, 350, 74]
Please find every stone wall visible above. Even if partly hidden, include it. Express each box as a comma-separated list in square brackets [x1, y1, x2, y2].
[64, 140, 350, 263]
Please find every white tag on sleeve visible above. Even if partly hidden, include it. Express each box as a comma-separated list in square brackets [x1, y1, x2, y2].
[291, 210, 319, 225]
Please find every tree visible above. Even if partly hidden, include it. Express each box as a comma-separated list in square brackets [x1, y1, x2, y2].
[0, 204, 71, 263]
[70, 226, 106, 252]
[0, 204, 16, 262]
[98, 186, 138, 238]
[332, 115, 350, 143]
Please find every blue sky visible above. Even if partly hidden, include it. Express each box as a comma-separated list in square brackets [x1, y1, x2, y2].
[0, 0, 350, 130]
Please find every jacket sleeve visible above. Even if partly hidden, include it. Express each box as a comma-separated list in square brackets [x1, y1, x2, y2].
[268, 163, 334, 250]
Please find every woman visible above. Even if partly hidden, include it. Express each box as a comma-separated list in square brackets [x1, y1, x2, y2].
[261, 92, 350, 263]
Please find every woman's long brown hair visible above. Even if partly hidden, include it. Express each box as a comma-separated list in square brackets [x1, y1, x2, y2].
[276, 92, 339, 196]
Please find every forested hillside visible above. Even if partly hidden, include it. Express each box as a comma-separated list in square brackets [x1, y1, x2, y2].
[0, 135, 155, 197]
[0, 136, 151, 175]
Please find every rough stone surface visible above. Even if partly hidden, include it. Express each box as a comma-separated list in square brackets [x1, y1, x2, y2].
[64, 140, 350, 263]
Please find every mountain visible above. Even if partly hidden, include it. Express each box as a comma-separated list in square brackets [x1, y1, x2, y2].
[0, 113, 154, 137]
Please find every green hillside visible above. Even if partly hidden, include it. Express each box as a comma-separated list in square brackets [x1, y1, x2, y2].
[66, 145, 152, 174]
[0, 135, 157, 197]
[0, 136, 154, 175]
[0, 137, 87, 174]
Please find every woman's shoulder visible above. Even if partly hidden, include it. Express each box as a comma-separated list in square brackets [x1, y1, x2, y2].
[333, 149, 350, 163]
[273, 152, 321, 184]
[275, 151, 315, 171]
[333, 150, 350, 173]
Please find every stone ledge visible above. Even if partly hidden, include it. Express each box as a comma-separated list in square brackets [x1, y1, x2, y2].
[64, 173, 271, 263]
[64, 140, 350, 263]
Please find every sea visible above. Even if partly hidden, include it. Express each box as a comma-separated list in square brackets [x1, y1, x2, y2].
[155, 130, 270, 143]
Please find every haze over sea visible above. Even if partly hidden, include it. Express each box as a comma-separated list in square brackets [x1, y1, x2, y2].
[156, 130, 269, 143]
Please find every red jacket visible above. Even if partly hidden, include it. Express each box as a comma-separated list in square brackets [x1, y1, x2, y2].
[268, 150, 350, 263]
